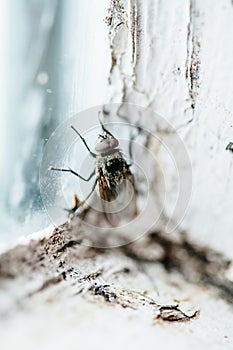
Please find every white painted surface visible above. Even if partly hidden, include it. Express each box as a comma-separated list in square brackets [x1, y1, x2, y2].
[106, 0, 233, 258]
[0, 1, 233, 349]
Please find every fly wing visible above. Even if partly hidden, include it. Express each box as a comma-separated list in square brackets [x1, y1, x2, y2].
[98, 164, 138, 227]
[122, 165, 138, 217]
[97, 169, 117, 201]
[123, 166, 136, 191]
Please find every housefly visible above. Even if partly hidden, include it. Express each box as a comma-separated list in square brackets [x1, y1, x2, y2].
[50, 113, 138, 223]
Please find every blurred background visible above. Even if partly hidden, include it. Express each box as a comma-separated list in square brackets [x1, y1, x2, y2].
[0, 0, 110, 249]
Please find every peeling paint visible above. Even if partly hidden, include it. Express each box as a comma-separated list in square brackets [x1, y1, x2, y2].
[105, 0, 129, 81]
[185, 0, 201, 111]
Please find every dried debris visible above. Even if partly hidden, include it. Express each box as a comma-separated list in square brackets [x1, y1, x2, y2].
[90, 283, 198, 322]
[156, 305, 199, 322]
[0, 206, 232, 325]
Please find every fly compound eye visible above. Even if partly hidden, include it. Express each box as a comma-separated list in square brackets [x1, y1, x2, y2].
[95, 136, 119, 153]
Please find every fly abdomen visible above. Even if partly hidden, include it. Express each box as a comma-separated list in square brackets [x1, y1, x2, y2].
[96, 150, 131, 200]
[105, 158, 124, 173]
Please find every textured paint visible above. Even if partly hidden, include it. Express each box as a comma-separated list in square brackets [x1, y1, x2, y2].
[106, 0, 233, 258]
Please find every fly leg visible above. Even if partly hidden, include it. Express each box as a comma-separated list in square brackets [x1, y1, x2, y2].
[98, 111, 115, 137]
[70, 125, 96, 158]
[50, 167, 96, 216]
[50, 167, 95, 182]
[66, 178, 98, 216]
[81, 178, 98, 203]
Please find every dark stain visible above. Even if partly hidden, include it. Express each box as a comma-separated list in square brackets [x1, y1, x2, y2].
[122, 230, 233, 303]
[78, 270, 103, 282]
[226, 142, 233, 153]
[92, 284, 117, 303]
[56, 239, 82, 254]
